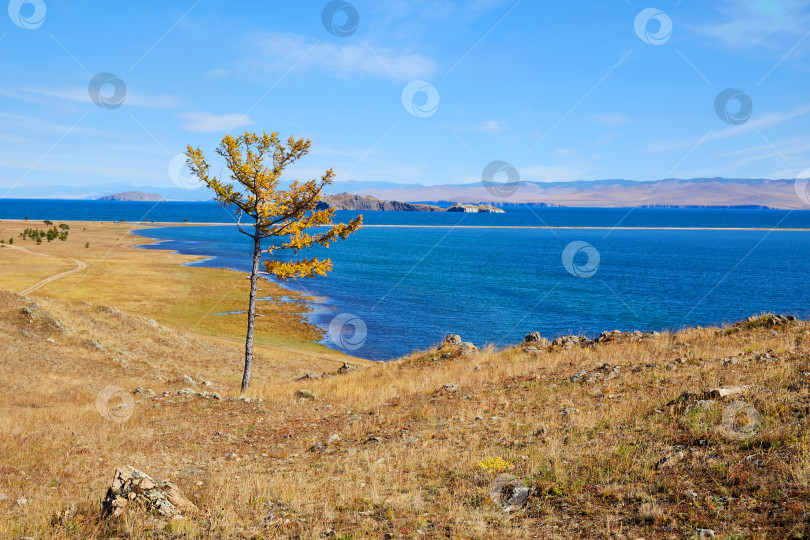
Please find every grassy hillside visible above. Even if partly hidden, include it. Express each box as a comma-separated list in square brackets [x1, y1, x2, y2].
[1, 221, 809, 538]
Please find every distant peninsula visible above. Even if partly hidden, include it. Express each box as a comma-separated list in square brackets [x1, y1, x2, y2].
[97, 191, 166, 202]
[316, 193, 443, 212]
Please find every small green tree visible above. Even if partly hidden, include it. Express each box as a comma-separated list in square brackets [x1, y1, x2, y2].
[186, 131, 363, 391]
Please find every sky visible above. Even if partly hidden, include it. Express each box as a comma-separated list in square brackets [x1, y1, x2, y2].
[1, 0, 810, 197]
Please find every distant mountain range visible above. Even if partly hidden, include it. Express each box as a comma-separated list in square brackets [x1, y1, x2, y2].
[97, 191, 166, 202]
[4, 177, 809, 209]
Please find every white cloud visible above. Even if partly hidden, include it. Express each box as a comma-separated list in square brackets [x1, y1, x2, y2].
[12, 85, 180, 108]
[470, 120, 508, 134]
[247, 33, 437, 83]
[647, 102, 810, 153]
[204, 68, 229, 79]
[693, 0, 810, 49]
[177, 112, 255, 133]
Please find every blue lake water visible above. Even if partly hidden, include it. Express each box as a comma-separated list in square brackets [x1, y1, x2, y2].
[4, 198, 810, 228]
[3, 200, 810, 360]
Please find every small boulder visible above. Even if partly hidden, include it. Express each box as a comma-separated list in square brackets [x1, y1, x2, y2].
[336, 362, 358, 375]
[488, 474, 529, 513]
[445, 334, 462, 345]
[101, 466, 198, 518]
[524, 332, 549, 346]
[706, 386, 748, 399]
[295, 389, 316, 400]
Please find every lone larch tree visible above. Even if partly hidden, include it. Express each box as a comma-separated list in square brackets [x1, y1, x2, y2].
[185, 132, 362, 391]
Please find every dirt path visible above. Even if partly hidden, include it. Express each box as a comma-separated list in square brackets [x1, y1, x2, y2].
[19, 258, 86, 295]
[5, 245, 88, 295]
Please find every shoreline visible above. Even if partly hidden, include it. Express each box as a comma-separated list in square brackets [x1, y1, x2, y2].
[24, 219, 810, 232]
[128, 226, 350, 360]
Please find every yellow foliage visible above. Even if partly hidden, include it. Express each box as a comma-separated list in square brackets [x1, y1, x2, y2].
[185, 132, 363, 280]
[477, 456, 513, 472]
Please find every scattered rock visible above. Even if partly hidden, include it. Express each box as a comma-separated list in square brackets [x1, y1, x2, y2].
[442, 383, 459, 392]
[552, 335, 592, 350]
[706, 386, 748, 399]
[102, 467, 198, 518]
[297, 373, 320, 381]
[524, 332, 549, 346]
[656, 451, 685, 470]
[445, 334, 462, 345]
[328, 434, 340, 444]
[84, 339, 105, 351]
[489, 474, 529, 512]
[133, 386, 155, 396]
[295, 389, 316, 400]
[336, 362, 358, 375]
[459, 342, 478, 356]
[570, 370, 587, 383]
[669, 386, 749, 414]
[696, 528, 716, 538]
[182, 374, 197, 386]
[16, 497, 27, 505]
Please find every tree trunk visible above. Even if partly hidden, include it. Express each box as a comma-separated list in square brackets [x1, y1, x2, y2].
[241, 233, 261, 392]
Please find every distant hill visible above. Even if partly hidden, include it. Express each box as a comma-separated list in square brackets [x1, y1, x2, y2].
[316, 193, 443, 212]
[97, 191, 166, 202]
[9, 177, 810, 209]
[341, 177, 810, 210]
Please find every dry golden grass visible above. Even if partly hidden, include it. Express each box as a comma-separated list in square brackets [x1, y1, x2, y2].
[1, 220, 809, 539]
